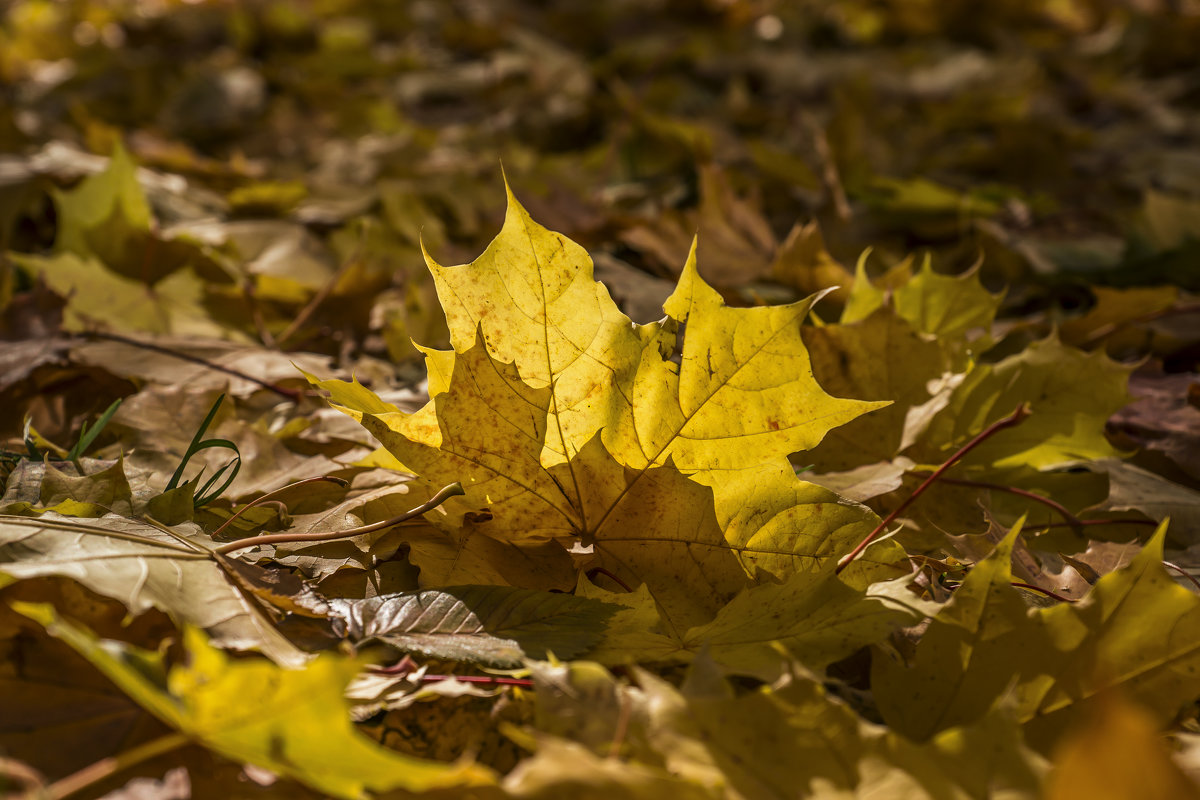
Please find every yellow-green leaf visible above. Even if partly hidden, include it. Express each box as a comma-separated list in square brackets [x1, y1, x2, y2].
[873, 525, 1032, 740]
[15, 603, 495, 797]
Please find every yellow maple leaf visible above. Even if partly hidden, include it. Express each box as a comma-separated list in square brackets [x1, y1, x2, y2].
[312, 186, 904, 632]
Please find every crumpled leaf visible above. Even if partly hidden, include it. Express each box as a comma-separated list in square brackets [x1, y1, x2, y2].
[0, 512, 307, 666]
[329, 585, 622, 666]
[15, 604, 495, 798]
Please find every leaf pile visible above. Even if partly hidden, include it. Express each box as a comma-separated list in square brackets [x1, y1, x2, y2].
[4, 184, 1200, 797]
[3, 1, 1200, 798]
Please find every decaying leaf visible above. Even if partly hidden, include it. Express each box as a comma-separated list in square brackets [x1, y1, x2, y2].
[0, 512, 307, 665]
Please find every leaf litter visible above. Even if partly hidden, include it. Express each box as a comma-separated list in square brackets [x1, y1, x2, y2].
[3, 3, 1200, 797]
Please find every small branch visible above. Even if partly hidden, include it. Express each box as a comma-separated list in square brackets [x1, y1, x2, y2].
[73, 331, 302, 401]
[214, 482, 464, 555]
[608, 692, 632, 759]
[211, 475, 350, 538]
[1163, 561, 1200, 593]
[1011, 581, 1075, 603]
[45, 731, 190, 800]
[803, 112, 851, 222]
[420, 674, 534, 688]
[242, 280, 277, 348]
[922, 475, 1083, 533]
[1032, 518, 1157, 530]
[275, 239, 364, 349]
[836, 404, 1031, 574]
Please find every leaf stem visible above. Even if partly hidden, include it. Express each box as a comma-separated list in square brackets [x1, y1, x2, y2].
[1032, 517, 1157, 531]
[44, 731, 190, 800]
[918, 474, 1083, 533]
[211, 475, 350, 538]
[836, 404, 1031, 574]
[214, 482, 464, 555]
[73, 331, 302, 401]
[1163, 560, 1200, 593]
[420, 674, 534, 688]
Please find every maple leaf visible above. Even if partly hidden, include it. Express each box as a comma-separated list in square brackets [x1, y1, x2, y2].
[913, 332, 1133, 470]
[875, 520, 1200, 751]
[15, 604, 494, 797]
[872, 524, 1034, 740]
[311, 187, 907, 633]
[514, 654, 1044, 799]
[843, 253, 1003, 342]
[802, 309, 958, 471]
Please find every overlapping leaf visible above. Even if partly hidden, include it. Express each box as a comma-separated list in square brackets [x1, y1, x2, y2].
[312, 189, 908, 632]
[0, 512, 307, 666]
[17, 604, 494, 798]
[330, 585, 622, 666]
[874, 520, 1200, 750]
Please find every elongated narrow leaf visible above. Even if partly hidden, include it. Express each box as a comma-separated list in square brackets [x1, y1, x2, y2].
[15, 604, 494, 798]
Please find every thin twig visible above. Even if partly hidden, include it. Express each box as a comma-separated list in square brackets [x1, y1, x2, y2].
[419, 674, 534, 688]
[608, 691, 632, 759]
[73, 331, 302, 401]
[44, 732, 190, 800]
[836, 404, 1031, 574]
[242, 280, 277, 348]
[803, 112, 851, 222]
[214, 482, 464, 555]
[1032, 518, 1157, 530]
[211, 475, 349, 538]
[275, 238, 365, 349]
[924, 475, 1083, 533]
[1163, 561, 1200, 593]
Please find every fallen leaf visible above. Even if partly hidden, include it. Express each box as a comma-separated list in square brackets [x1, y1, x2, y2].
[16, 604, 495, 797]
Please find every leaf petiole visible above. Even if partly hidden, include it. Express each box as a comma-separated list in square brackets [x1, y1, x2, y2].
[43, 731, 190, 800]
[836, 403, 1031, 574]
[213, 482, 465, 555]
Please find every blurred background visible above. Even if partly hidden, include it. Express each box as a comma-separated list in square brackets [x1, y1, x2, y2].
[1, 0, 1198, 361]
